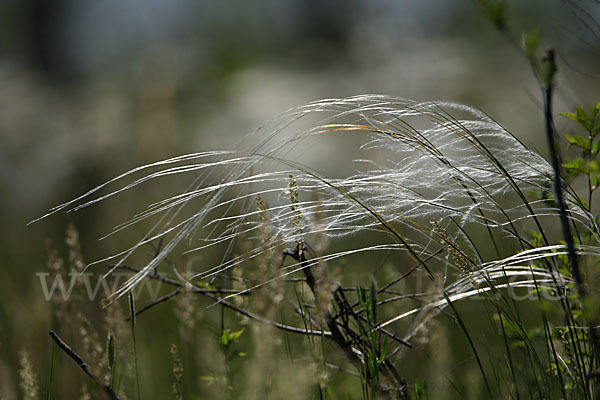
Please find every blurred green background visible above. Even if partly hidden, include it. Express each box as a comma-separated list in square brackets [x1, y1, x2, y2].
[1, 0, 600, 398]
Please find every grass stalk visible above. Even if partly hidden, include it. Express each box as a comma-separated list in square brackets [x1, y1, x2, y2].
[129, 293, 142, 400]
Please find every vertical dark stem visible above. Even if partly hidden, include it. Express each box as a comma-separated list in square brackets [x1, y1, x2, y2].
[543, 50, 584, 295]
[542, 49, 599, 390]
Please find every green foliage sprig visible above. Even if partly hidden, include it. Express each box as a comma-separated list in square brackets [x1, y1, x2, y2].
[561, 103, 600, 211]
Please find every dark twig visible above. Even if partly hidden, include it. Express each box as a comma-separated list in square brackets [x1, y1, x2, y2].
[49, 331, 119, 400]
[202, 290, 332, 337]
[542, 48, 600, 390]
[105, 264, 244, 294]
[125, 289, 182, 322]
[109, 264, 328, 337]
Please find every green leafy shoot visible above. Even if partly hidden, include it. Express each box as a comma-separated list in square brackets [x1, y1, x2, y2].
[561, 102, 600, 210]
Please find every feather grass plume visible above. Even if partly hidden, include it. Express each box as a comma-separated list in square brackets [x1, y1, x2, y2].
[34, 95, 598, 340]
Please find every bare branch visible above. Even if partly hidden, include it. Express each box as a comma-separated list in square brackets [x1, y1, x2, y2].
[49, 331, 119, 400]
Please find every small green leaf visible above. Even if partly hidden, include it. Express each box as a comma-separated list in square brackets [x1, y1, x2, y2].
[220, 328, 245, 347]
[562, 105, 597, 133]
[578, 106, 595, 132]
[379, 337, 388, 364]
[576, 106, 587, 123]
[561, 112, 578, 122]
[229, 328, 245, 341]
[564, 134, 590, 150]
